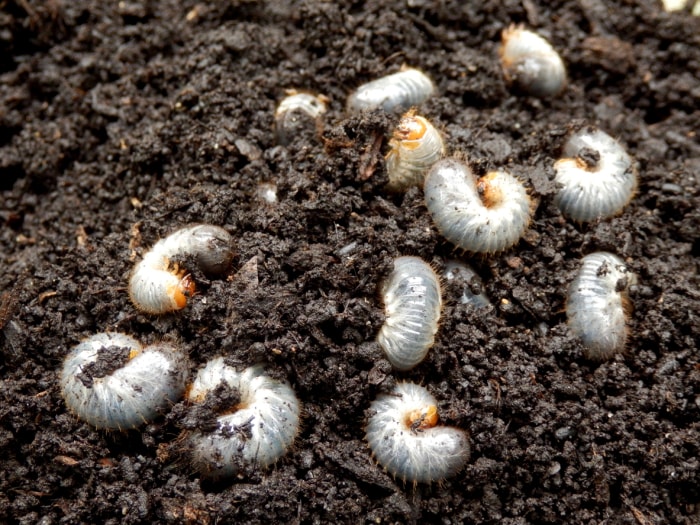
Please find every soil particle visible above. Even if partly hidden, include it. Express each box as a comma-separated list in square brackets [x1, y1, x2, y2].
[1, 0, 699, 523]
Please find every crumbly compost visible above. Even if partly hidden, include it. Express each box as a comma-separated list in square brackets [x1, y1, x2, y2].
[0, 1, 698, 523]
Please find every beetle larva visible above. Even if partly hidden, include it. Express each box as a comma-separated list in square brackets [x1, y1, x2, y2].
[567, 252, 635, 360]
[553, 127, 637, 222]
[347, 67, 435, 114]
[60, 332, 188, 430]
[377, 256, 442, 371]
[500, 24, 567, 97]
[274, 91, 328, 145]
[424, 158, 533, 253]
[129, 224, 234, 314]
[366, 382, 469, 484]
[385, 112, 445, 191]
[187, 358, 301, 478]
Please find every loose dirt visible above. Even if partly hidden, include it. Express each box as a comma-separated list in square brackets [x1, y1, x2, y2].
[1, 1, 698, 523]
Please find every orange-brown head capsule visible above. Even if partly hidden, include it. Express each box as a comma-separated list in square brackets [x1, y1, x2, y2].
[477, 171, 507, 208]
[395, 114, 428, 144]
[407, 404, 439, 431]
[170, 275, 196, 309]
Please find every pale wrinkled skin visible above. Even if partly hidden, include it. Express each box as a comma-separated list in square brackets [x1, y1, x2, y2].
[385, 114, 445, 191]
[60, 333, 189, 430]
[274, 92, 327, 145]
[567, 252, 635, 360]
[377, 256, 442, 371]
[424, 159, 532, 253]
[500, 25, 567, 97]
[346, 68, 435, 113]
[554, 128, 637, 222]
[366, 382, 470, 484]
[188, 358, 301, 479]
[129, 224, 233, 313]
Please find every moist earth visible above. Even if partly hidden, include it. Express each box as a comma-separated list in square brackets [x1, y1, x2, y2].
[0, 0, 699, 523]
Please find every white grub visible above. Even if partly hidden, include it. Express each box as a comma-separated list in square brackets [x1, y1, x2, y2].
[60, 332, 188, 430]
[187, 358, 301, 478]
[567, 252, 635, 361]
[385, 112, 445, 191]
[424, 158, 533, 253]
[553, 127, 637, 223]
[660, 0, 685, 9]
[346, 67, 435, 114]
[377, 256, 442, 371]
[366, 382, 469, 484]
[660, 0, 693, 11]
[274, 91, 328, 145]
[129, 224, 234, 314]
[500, 25, 567, 97]
[444, 260, 491, 309]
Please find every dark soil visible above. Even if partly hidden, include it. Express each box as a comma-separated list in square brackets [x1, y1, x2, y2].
[1, 0, 699, 523]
